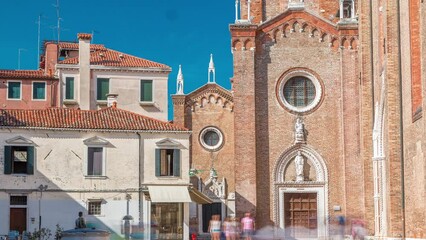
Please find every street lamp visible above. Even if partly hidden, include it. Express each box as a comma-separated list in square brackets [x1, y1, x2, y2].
[122, 194, 133, 240]
[38, 184, 48, 232]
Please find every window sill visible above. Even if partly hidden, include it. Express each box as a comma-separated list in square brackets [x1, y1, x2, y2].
[156, 176, 181, 179]
[84, 175, 108, 179]
[63, 100, 78, 105]
[96, 101, 108, 106]
[139, 101, 155, 106]
[9, 174, 30, 176]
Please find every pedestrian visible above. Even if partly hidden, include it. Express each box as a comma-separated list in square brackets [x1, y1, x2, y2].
[351, 218, 366, 240]
[241, 212, 255, 240]
[223, 217, 233, 240]
[208, 215, 222, 240]
[75, 211, 86, 229]
[231, 217, 240, 240]
[337, 215, 346, 240]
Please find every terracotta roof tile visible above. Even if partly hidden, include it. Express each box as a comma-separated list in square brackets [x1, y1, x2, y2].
[0, 70, 57, 80]
[77, 33, 92, 40]
[58, 42, 106, 51]
[0, 108, 187, 132]
[58, 49, 169, 69]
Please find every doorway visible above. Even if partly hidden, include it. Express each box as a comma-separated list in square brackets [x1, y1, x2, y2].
[202, 202, 222, 233]
[284, 193, 317, 238]
[10, 195, 27, 234]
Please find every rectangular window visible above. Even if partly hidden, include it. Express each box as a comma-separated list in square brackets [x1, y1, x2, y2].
[140, 80, 153, 102]
[87, 147, 103, 176]
[155, 149, 180, 177]
[97, 78, 109, 101]
[32, 82, 46, 100]
[10, 196, 27, 205]
[65, 77, 75, 100]
[4, 146, 34, 175]
[88, 200, 102, 215]
[7, 81, 21, 99]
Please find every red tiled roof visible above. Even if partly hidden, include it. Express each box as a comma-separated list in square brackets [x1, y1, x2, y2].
[58, 42, 106, 51]
[77, 33, 92, 40]
[0, 70, 57, 80]
[58, 49, 170, 69]
[0, 108, 187, 132]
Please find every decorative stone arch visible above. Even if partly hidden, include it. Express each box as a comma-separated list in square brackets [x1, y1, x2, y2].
[350, 37, 358, 49]
[273, 144, 329, 239]
[232, 39, 242, 50]
[300, 22, 309, 33]
[282, 23, 290, 37]
[274, 144, 328, 183]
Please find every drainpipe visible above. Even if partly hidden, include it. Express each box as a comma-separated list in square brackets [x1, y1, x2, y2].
[395, 0, 406, 238]
[137, 132, 144, 228]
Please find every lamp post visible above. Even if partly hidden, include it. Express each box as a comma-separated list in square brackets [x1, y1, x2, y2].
[123, 194, 133, 240]
[38, 184, 48, 232]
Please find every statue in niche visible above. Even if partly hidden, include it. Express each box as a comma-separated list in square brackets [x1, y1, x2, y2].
[295, 151, 305, 182]
[295, 117, 306, 144]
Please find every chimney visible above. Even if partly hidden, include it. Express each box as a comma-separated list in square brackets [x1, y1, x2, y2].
[78, 33, 92, 110]
[107, 93, 118, 108]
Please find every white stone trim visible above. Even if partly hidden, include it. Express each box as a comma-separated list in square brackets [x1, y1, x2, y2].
[273, 144, 329, 238]
[199, 127, 224, 152]
[278, 70, 323, 114]
[278, 186, 327, 238]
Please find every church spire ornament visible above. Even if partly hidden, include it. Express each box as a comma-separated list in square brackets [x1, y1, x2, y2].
[176, 65, 184, 95]
[208, 54, 216, 83]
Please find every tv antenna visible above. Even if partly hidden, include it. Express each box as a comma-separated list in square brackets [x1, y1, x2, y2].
[18, 48, 27, 69]
[36, 14, 47, 69]
[91, 30, 100, 43]
[53, 0, 61, 44]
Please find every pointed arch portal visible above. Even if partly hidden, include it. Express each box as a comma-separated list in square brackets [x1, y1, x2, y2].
[273, 144, 329, 239]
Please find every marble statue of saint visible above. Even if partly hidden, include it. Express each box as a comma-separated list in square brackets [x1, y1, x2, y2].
[295, 151, 305, 182]
[295, 118, 306, 143]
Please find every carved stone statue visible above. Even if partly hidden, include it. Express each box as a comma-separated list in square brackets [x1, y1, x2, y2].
[295, 117, 306, 143]
[295, 151, 305, 182]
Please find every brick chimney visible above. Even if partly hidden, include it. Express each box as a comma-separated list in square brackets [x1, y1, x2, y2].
[78, 33, 92, 110]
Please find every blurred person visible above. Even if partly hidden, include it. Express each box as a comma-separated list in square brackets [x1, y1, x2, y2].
[241, 212, 255, 240]
[75, 211, 86, 229]
[337, 215, 346, 240]
[351, 218, 367, 240]
[209, 214, 222, 240]
[223, 217, 232, 240]
[231, 217, 240, 240]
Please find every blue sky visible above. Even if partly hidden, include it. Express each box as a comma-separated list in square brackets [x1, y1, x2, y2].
[0, 0, 234, 119]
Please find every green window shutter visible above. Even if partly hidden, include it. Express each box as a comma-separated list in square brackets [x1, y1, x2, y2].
[155, 149, 161, 177]
[27, 146, 34, 175]
[8, 82, 21, 99]
[173, 149, 180, 177]
[97, 78, 109, 101]
[65, 77, 74, 99]
[4, 146, 12, 174]
[140, 80, 153, 102]
[33, 82, 46, 100]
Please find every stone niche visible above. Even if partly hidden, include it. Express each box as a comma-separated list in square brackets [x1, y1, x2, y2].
[284, 157, 317, 182]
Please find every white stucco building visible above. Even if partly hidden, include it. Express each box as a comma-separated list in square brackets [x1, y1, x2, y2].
[0, 106, 209, 239]
[41, 33, 170, 121]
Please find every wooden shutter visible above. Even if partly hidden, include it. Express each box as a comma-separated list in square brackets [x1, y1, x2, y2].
[155, 149, 161, 177]
[97, 78, 109, 100]
[27, 146, 34, 175]
[4, 146, 12, 174]
[173, 149, 180, 177]
[65, 77, 74, 99]
[140, 80, 153, 102]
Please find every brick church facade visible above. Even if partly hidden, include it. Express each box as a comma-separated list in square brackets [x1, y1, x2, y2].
[174, 0, 426, 239]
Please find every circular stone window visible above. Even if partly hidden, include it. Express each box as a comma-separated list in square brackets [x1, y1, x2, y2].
[277, 70, 323, 114]
[199, 127, 224, 151]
